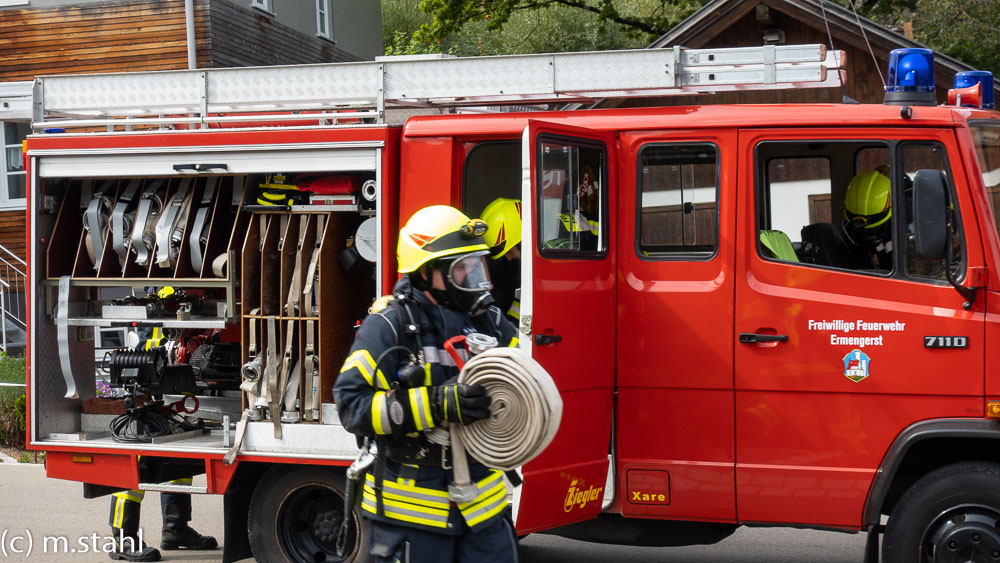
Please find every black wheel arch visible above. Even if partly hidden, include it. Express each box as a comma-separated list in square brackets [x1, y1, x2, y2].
[864, 418, 1000, 528]
[221, 461, 271, 563]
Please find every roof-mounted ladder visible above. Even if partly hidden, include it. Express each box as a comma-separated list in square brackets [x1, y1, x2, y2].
[31, 44, 845, 131]
[0, 81, 32, 121]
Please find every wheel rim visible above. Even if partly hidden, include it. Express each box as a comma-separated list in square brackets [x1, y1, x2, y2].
[923, 504, 1000, 563]
[277, 482, 360, 562]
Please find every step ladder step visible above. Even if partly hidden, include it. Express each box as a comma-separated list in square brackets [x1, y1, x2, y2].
[138, 482, 209, 494]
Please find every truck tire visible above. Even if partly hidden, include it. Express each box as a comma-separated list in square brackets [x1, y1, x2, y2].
[248, 465, 371, 563]
[882, 461, 1000, 563]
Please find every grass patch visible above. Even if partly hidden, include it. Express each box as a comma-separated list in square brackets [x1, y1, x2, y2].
[0, 353, 26, 448]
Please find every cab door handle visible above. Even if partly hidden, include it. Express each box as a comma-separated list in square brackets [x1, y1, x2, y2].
[739, 332, 788, 344]
[534, 334, 563, 345]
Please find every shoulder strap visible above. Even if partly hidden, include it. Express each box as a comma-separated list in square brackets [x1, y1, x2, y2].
[387, 295, 423, 355]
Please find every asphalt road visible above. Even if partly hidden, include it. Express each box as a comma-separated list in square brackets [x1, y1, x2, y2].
[0, 463, 869, 562]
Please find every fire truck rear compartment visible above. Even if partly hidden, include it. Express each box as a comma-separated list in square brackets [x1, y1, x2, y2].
[31, 168, 377, 460]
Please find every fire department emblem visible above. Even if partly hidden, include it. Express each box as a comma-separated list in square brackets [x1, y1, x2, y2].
[842, 349, 871, 383]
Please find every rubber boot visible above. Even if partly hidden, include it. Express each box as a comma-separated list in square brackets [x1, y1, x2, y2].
[109, 531, 161, 562]
[109, 492, 161, 561]
[160, 492, 218, 550]
[159, 526, 218, 550]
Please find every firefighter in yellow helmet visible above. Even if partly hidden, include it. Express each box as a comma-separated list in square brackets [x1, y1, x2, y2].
[843, 166, 892, 269]
[335, 205, 519, 563]
[481, 198, 522, 323]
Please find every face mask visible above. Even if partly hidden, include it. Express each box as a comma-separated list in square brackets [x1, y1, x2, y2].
[430, 252, 495, 314]
[844, 219, 890, 250]
[447, 287, 495, 315]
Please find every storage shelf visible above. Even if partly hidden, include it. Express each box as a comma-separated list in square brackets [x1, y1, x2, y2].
[41, 277, 235, 288]
[65, 316, 230, 329]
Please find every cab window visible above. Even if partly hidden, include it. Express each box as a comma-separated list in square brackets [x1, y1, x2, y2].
[537, 137, 606, 256]
[462, 140, 520, 219]
[637, 143, 719, 259]
[971, 122, 1000, 239]
[755, 140, 963, 282]
[901, 143, 963, 281]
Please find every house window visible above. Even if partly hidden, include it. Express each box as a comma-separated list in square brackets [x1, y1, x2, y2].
[1, 122, 28, 209]
[316, 0, 331, 39]
[250, 0, 272, 14]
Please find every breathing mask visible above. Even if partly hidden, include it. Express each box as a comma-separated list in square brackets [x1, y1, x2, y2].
[421, 251, 495, 314]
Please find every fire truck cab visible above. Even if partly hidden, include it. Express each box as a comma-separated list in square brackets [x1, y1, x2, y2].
[410, 98, 1000, 545]
[22, 45, 1000, 562]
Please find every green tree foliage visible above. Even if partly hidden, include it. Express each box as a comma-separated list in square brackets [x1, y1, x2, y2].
[383, 0, 706, 56]
[842, 0, 1000, 77]
[383, 0, 445, 55]
[385, 0, 998, 80]
[416, 0, 702, 39]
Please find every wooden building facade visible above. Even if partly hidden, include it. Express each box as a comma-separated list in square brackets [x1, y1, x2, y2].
[0, 0, 363, 83]
[0, 0, 377, 262]
[633, 0, 999, 108]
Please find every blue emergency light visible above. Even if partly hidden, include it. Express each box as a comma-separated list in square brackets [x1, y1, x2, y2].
[884, 48, 936, 106]
[954, 71, 995, 109]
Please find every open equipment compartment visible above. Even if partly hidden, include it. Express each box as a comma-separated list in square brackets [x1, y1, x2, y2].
[28, 130, 391, 460]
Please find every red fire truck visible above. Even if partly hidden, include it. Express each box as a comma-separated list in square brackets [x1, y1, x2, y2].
[22, 44, 1000, 562]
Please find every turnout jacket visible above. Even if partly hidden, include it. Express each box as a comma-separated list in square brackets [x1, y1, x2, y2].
[334, 278, 519, 534]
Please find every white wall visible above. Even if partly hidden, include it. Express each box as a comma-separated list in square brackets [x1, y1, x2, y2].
[768, 179, 831, 242]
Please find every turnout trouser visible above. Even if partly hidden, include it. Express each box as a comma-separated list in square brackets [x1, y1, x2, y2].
[368, 515, 518, 563]
[109, 480, 194, 535]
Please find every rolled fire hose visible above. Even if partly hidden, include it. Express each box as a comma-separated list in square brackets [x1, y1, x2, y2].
[454, 347, 563, 473]
[189, 177, 218, 273]
[131, 180, 166, 266]
[155, 179, 193, 268]
[111, 179, 141, 269]
[83, 182, 114, 270]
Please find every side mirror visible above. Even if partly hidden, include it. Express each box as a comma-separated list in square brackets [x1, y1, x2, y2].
[911, 169, 949, 260]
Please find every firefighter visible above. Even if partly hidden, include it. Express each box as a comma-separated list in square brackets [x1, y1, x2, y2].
[335, 205, 520, 563]
[481, 198, 522, 323]
[843, 165, 892, 270]
[553, 165, 600, 251]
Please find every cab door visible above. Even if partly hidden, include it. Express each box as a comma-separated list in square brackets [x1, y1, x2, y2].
[733, 129, 986, 527]
[514, 120, 617, 533]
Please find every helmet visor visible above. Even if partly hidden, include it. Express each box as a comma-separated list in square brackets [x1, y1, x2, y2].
[447, 251, 493, 292]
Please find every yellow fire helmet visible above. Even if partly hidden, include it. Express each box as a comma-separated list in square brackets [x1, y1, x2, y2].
[844, 167, 891, 246]
[845, 168, 891, 227]
[397, 205, 489, 273]
[481, 198, 523, 259]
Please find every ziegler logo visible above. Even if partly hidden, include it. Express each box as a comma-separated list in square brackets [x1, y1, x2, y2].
[564, 480, 603, 512]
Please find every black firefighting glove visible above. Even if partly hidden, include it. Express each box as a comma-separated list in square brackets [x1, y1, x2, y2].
[430, 377, 492, 425]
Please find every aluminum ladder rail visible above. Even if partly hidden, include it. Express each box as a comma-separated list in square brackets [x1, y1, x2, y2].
[0, 81, 33, 121]
[31, 44, 845, 130]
